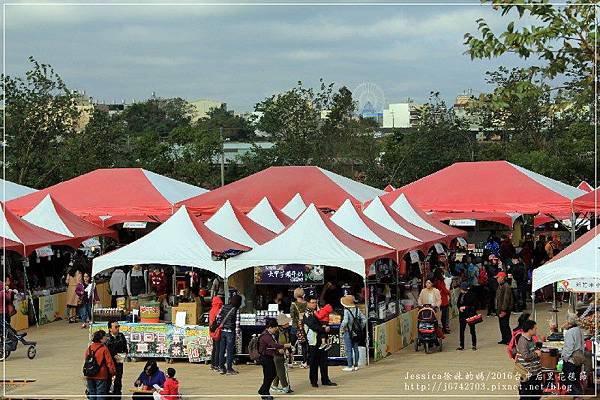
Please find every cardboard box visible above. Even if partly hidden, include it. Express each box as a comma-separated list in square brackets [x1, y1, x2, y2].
[171, 300, 201, 325]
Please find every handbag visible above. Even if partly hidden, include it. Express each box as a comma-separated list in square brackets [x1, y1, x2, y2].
[513, 361, 530, 382]
[209, 307, 235, 341]
[6, 302, 17, 317]
[466, 314, 483, 325]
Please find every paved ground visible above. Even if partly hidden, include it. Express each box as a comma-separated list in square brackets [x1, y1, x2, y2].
[1, 303, 581, 399]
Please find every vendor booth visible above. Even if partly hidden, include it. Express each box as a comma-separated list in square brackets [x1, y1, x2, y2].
[90, 206, 249, 362]
[532, 228, 600, 393]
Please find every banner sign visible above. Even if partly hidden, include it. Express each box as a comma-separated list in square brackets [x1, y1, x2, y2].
[557, 278, 600, 293]
[449, 219, 476, 227]
[38, 293, 65, 325]
[35, 246, 54, 257]
[254, 264, 324, 285]
[90, 323, 211, 360]
[123, 222, 147, 229]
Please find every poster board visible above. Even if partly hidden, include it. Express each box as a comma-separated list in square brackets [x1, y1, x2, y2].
[557, 278, 600, 293]
[254, 264, 324, 285]
[90, 323, 211, 360]
[38, 292, 66, 325]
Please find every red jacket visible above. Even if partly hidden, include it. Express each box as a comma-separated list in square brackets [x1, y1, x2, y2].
[208, 296, 224, 327]
[433, 280, 450, 307]
[84, 342, 116, 380]
[160, 377, 180, 400]
[0, 282, 13, 315]
[315, 304, 333, 323]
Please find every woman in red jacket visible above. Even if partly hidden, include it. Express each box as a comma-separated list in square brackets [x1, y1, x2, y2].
[208, 296, 224, 371]
[84, 330, 116, 400]
[433, 269, 451, 334]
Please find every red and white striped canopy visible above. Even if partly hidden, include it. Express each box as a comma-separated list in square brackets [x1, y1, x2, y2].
[1, 203, 74, 256]
[8, 168, 207, 226]
[92, 206, 249, 277]
[573, 188, 598, 213]
[179, 166, 384, 214]
[246, 197, 293, 234]
[382, 161, 584, 214]
[577, 181, 594, 193]
[23, 195, 117, 244]
[227, 204, 396, 277]
[204, 201, 276, 248]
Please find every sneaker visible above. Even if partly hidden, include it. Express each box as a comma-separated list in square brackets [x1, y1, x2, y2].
[226, 369, 239, 375]
[353, 366, 359, 371]
[219, 369, 226, 375]
[342, 367, 354, 372]
[322, 382, 337, 386]
[472, 346, 477, 351]
[300, 363, 308, 369]
[456, 347, 464, 351]
[270, 386, 281, 393]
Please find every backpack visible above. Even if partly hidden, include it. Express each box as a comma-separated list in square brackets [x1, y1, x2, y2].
[507, 330, 522, 360]
[83, 346, 103, 377]
[349, 309, 365, 344]
[478, 267, 488, 286]
[248, 333, 263, 361]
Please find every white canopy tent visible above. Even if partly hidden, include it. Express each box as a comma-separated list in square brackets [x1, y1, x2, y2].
[363, 197, 421, 242]
[330, 199, 393, 249]
[390, 194, 444, 235]
[246, 197, 292, 234]
[281, 193, 307, 220]
[92, 206, 249, 277]
[226, 204, 396, 278]
[532, 228, 600, 292]
[1, 179, 37, 201]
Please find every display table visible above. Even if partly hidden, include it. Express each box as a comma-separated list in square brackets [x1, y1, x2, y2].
[90, 322, 212, 362]
[373, 309, 418, 362]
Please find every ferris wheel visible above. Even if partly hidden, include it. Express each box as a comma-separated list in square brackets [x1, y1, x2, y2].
[353, 82, 386, 115]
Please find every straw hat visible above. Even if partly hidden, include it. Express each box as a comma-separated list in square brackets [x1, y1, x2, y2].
[340, 295, 357, 308]
[277, 314, 292, 326]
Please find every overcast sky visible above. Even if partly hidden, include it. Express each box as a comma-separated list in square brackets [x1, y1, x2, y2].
[5, 2, 529, 112]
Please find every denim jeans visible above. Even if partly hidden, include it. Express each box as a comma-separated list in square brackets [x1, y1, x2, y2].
[78, 303, 91, 322]
[87, 379, 108, 400]
[219, 330, 236, 371]
[343, 331, 359, 368]
[440, 305, 449, 330]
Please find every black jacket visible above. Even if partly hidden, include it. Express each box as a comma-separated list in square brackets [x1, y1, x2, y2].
[457, 291, 477, 321]
[303, 308, 327, 335]
[217, 304, 238, 331]
[105, 332, 128, 360]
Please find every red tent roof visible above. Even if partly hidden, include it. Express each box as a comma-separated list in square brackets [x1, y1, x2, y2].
[1, 203, 74, 256]
[22, 195, 117, 244]
[7, 168, 207, 226]
[577, 181, 594, 193]
[381, 161, 584, 214]
[179, 166, 384, 214]
[384, 185, 395, 193]
[573, 189, 598, 213]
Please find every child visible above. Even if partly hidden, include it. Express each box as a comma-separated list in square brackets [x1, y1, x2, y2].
[153, 368, 180, 400]
[314, 304, 333, 350]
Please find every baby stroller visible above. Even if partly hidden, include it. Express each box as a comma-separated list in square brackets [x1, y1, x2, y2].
[414, 305, 442, 354]
[1, 319, 37, 361]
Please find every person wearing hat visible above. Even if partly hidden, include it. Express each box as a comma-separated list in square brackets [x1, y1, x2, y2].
[456, 283, 477, 351]
[495, 272, 514, 345]
[271, 314, 293, 394]
[340, 295, 366, 372]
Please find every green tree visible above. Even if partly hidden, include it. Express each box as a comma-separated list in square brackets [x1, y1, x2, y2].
[197, 105, 255, 141]
[121, 97, 192, 137]
[464, 1, 598, 102]
[381, 93, 476, 187]
[2, 57, 80, 187]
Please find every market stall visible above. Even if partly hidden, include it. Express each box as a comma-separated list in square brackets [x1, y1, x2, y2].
[227, 204, 398, 362]
[91, 206, 249, 361]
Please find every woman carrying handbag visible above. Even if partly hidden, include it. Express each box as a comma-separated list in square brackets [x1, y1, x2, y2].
[457, 283, 478, 351]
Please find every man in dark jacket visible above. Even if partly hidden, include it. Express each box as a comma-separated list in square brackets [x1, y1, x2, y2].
[217, 294, 241, 375]
[105, 320, 128, 397]
[457, 283, 477, 351]
[485, 256, 500, 316]
[509, 257, 528, 312]
[304, 295, 337, 388]
[495, 272, 514, 344]
[499, 235, 516, 264]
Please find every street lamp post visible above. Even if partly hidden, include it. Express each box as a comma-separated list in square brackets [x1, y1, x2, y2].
[220, 127, 225, 187]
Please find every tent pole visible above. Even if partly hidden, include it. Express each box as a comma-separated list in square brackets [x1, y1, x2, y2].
[91, 275, 95, 325]
[532, 290, 536, 322]
[570, 201, 576, 244]
[363, 275, 370, 366]
[22, 258, 39, 327]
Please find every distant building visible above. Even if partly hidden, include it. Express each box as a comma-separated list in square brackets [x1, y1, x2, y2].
[95, 103, 127, 116]
[213, 141, 275, 165]
[189, 99, 226, 121]
[73, 91, 94, 132]
[382, 102, 423, 129]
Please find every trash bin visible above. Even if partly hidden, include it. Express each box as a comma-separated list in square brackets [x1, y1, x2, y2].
[358, 346, 367, 367]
